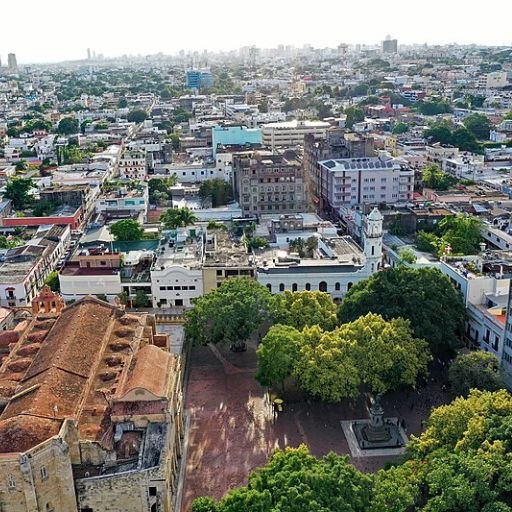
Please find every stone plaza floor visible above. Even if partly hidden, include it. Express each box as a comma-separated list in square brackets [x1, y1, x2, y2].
[180, 340, 452, 511]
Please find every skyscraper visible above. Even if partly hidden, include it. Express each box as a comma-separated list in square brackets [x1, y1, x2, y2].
[382, 36, 398, 54]
[7, 53, 17, 73]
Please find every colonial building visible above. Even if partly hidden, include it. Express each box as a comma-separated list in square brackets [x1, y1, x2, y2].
[255, 208, 383, 300]
[0, 288, 183, 512]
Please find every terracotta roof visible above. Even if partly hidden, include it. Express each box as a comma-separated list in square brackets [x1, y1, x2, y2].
[24, 298, 116, 380]
[0, 415, 62, 453]
[116, 345, 171, 400]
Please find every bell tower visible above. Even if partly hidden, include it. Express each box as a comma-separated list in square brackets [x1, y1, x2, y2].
[363, 208, 383, 274]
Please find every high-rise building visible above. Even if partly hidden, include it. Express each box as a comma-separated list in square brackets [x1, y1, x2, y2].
[7, 53, 17, 73]
[186, 69, 214, 90]
[382, 36, 398, 54]
[87, 48, 91, 60]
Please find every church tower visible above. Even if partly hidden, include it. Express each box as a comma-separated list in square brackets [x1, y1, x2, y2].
[363, 208, 383, 275]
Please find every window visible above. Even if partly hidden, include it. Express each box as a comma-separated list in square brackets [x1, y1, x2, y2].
[305, 283, 311, 291]
[7, 474, 16, 489]
[347, 282, 353, 291]
[149, 487, 157, 497]
[266, 284, 272, 292]
[40, 466, 48, 480]
[216, 269, 223, 276]
[319, 281, 327, 292]
[279, 283, 285, 292]
[292, 283, 298, 292]
[335, 282, 340, 291]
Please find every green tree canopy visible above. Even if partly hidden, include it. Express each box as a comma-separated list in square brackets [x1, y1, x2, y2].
[185, 278, 271, 348]
[44, 271, 60, 292]
[422, 164, 458, 190]
[345, 106, 365, 129]
[198, 179, 234, 207]
[293, 314, 429, 401]
[193, 445, 372, 512]
[417, 100, 452, 115]
[270, 290, 338, 331]
[437, 213, 483, 255]
[448, 351, 503, 397]
[57, 117, 79, 135]
[127, 109, 148, 123]
[109, 219, 144, 241]
[160, 207, 197, 229]
[463, 113, 492, 140]
[338, 267, 465, 354]
[4, 177, 34, 209]
[392, 122, 409, 135]
[256, 324, 302, 389]
[197, 391, 512, 512]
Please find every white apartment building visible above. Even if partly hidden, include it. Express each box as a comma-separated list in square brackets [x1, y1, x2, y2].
[96, 183, 149, 216]
[316, 154, 414, 210]
[119, 148, 147, 180]
[262, 120, 330, 149]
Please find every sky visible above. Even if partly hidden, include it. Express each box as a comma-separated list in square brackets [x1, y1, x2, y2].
[2, 0, 512, 64]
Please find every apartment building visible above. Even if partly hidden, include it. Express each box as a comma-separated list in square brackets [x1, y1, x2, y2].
[119, 148, 147, 180]
[316, 154, 414, 212]
[477, 71, 508, 89]
[262, 120, 330, 149]
[232, 150, 305, 215]
[0, 225, 70, 307]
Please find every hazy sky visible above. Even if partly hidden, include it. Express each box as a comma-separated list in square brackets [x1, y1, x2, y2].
[2, 0, 512, 64]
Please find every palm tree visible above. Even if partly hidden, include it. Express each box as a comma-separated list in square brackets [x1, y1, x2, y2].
[160, 207, 197, 229]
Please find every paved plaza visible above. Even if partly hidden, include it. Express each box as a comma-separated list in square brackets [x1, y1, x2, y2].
[180, 341, 451, 511]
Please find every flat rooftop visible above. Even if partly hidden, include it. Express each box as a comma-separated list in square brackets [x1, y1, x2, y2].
[319, 156, 402, 172]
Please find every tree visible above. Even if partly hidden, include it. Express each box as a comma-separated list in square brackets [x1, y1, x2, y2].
[133, 290, 150, 308]
[340, 314, 430, 395]
[345, 106, 365, 129]
[270, 290, 338, 331]
[448, 352, 503, 396]
[170, 133, 180, 152]
[127, 109, 147, 123]
[422, 164, 457, 190]
[4, 177, 34, 209]
[392, 122, 409, 135]
[398, 248, 417, 264]
[417, 100, 452, 115]
[193, 445, 372, 512]
[424, 122, 454, 145]
[44, 271, 60, 292]
[160, 207, 197, 229]
[109, 219, 144, 241]
[57, 117, 79, 135]
[464, 113, 492, 140]
[197, 391, 512, 512]
[451, 127, 479, 152]
[198, 179, 234, 207]
[416, 230, 439, 253]
[256, 324, 302, 389]
[118, 291, 129, 306]
[32, 200, 56, 217]
[438, 213, 483, 255]
[338, 267, 466, 354]
[118, 97, 128, 108]
[185, 278, 271, 348]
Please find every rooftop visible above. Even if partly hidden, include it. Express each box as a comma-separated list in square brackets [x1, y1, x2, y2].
[319, 156, 403, 172]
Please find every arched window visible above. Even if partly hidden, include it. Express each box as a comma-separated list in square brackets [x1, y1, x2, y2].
[319, 281, 327, 292]
[335, 282, 341, 291]
[305, 283, 311, 291]
[292, 283, 298, 292]
[279, 283, 285, 292]
[347, 282, 353, 291]
[266, 284, 272, 293]
[371, 245, 375, 256]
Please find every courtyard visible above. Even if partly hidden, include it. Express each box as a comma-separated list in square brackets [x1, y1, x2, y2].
[180, 340, 452, 511]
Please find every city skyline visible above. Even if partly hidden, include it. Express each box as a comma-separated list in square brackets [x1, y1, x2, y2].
[2, 0, 512, 64]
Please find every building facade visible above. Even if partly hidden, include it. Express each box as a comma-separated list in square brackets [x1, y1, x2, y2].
[232, 150, 305, 216]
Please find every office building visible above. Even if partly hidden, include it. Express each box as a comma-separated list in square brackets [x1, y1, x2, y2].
[7, 53, 18, 73]
[186, 69, 214, 90]
[382, 37, 398, 54]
